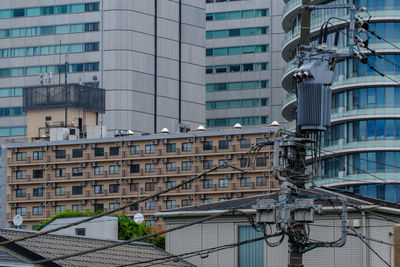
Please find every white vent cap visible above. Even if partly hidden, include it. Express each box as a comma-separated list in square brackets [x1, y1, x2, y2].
[161, 128, 170, 134]
[197, 125, 206, 131]
[233, 123, 242, 129]
[271, 121, 280, 126]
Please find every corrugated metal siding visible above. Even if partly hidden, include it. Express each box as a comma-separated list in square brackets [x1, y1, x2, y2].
[238, 226, 264, 267]
[0, 250, 28, 265]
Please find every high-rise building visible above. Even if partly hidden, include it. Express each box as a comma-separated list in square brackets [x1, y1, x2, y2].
[0, 1, 205, 140]
[281, 0, 400, 201]
[205, 0, 286, 128]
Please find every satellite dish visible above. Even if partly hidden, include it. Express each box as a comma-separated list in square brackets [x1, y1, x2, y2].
[134, 213, 144, 224]
[13, 215, 23, 227]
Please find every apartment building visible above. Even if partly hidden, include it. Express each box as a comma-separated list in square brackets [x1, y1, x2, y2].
[205, 0, 286, 128]
[4, 127, 279, 228]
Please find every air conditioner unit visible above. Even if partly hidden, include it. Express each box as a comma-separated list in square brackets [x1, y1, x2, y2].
[40, 202, 45, 206]
[80, 144, 87, 149]
[152, 139, 159, 145]
[225, 173, 232, 178]
[80, 163, 87, 168]
[226, 135, 232, 140]
[50, 165, 56, 169]
[41, 146, 47, 152]
[236, 192, 243, 198]
[151, 159, 158, 164]
[51, 183, 56, 188]
[151, 177, 158, 183]
[188, 137, 194, 142]
[80, 181, 86, 186]
[50, 201, 56, 207]
[162, 158, 168, 164]
[80, 200, 86, 204]
[188, 195, 194, 200]
[236, 154, 243, 159]
[188, 156, 194, 162]
[115, 179, 121, 184]
[40, 184, 45, 188]
[126, 160, 132, 165]
[12, 185, 18, 190]
[115, 142, 122, 147]
[90, 181, 96, 185]
[237, 173, 243, 178]
[90, 143, 96, 148]
[126, 141, 132, 146]
[115, 160, 121, 166]
[162, 177, 169, 182]
[41, 165, 47, 170]
[12, 166, 18, 172]
[91, 162, 97, 167]
[199, 156, 204, 161]
[12, 148, 18, 153]
[225, 154, 232, 160]
[199, 194, 205, 199]
[162, 139, 168, 144]
[153, 196, 158, 201]
[225, 193, 232, 198]
[199, 137, 205, 142]
[162, 196, 168, 201]
[89, 199, 96, 204]
[126, 198, 132, 203]
[236, 135, 243, 140]
[51, 146, 57, 151]
[11, 203, 18, 208]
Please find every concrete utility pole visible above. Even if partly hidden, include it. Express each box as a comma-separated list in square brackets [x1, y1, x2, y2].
[395, 224, 400, 267]
[256, 2, 358, 266]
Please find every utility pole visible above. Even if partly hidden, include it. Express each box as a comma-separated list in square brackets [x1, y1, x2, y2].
[256, 2, 358, 266]
[395, 224, 400, 267]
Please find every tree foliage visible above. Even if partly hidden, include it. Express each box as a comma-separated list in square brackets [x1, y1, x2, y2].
[33, 211, 165, 249]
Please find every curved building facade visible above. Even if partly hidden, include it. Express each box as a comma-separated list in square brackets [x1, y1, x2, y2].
[281, 0, 400, 201]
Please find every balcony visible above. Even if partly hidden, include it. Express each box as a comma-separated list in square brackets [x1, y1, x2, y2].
[281, 59, 298, 91]
[281, 93, 297, 121]
[331, 107, 400, 122]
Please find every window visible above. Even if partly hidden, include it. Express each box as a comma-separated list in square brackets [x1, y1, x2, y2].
[130, 183, 139, 192]
[53, 168, 65, 178]
[85, 22, 99, 32]
[94, 204, 104, 212]
[240, 139, 251, 148]
[145, 145, 155, 154]
[256, 158, 267, 167]
[219, 198, 229, 202]
[240, 158, 250, 168]
[16, 170, 26, 179]
[166, 143, 176, 152]
[33, 206, 43, 215]
[12, 9, 25, 17]
[256, 177, 267, 186]
[55, 187, 66, 196]
[219, 140, 229, 149]
[55, 205, 66, 214]
[203, 160, 213, 169]
[145, 201, 155, 210]
[130, 164, 140, 173]
[109, 203, 119, 210]
[72, 149, 83, 158]
[41, 6, 54, 15]
[240, 178, 251, 187]
[109, 165, 119, 174]
[16, 152, 27, 161]
[33, 151, 43, 160]
[130, 203, 139, 211]
[109, 184, 119, 193]
[94, 147, 104, 156]
[145, 163, 155, 172]
[166, 200, 176, 209]
[166, 181, 176, 189]
[16, 207, 26, 216]
[219, 178, 229, 188]
[109, 146, 119, 156]
[33, 169, 43, 178]
[182, 142, 192, 152]
[166, 162, 176, 171]
[203, 179, 213, 189]
[182, 161, 192, 171]
[203, 141, 213, 150]
[182, 182, 191, 190]
[94, 166, 104, 175]
[71, 186, 83, 195]
[55, 150, 66, 159]
[72, 167, 83, 176]
[203, 198, 213, 204]
[75, 228, 86, 236]
[146, 220, 156, 228]
[94, 185, 104, 194]
[145, 182, 155, 191]
[182, 199, 192, 207]
[71, 4, 85, 13]
[85, 3, 100, 11]
[33, 188, 43, 197]
[16, 189, 26, 198]
[55, 5, 69, 14]
[130, 145, 140, 154]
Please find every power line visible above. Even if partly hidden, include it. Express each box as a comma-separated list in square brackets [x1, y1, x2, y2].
[34, 210, 233, 264]
[349, 227, 391, 267]
[348, 229, 393, 246]
[1, 162, 246, 247]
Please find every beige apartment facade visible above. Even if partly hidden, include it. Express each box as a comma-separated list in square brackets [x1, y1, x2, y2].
[4, 127, 278, 229]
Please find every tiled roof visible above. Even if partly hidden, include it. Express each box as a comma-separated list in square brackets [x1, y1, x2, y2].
[0, 229, 193, 267]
